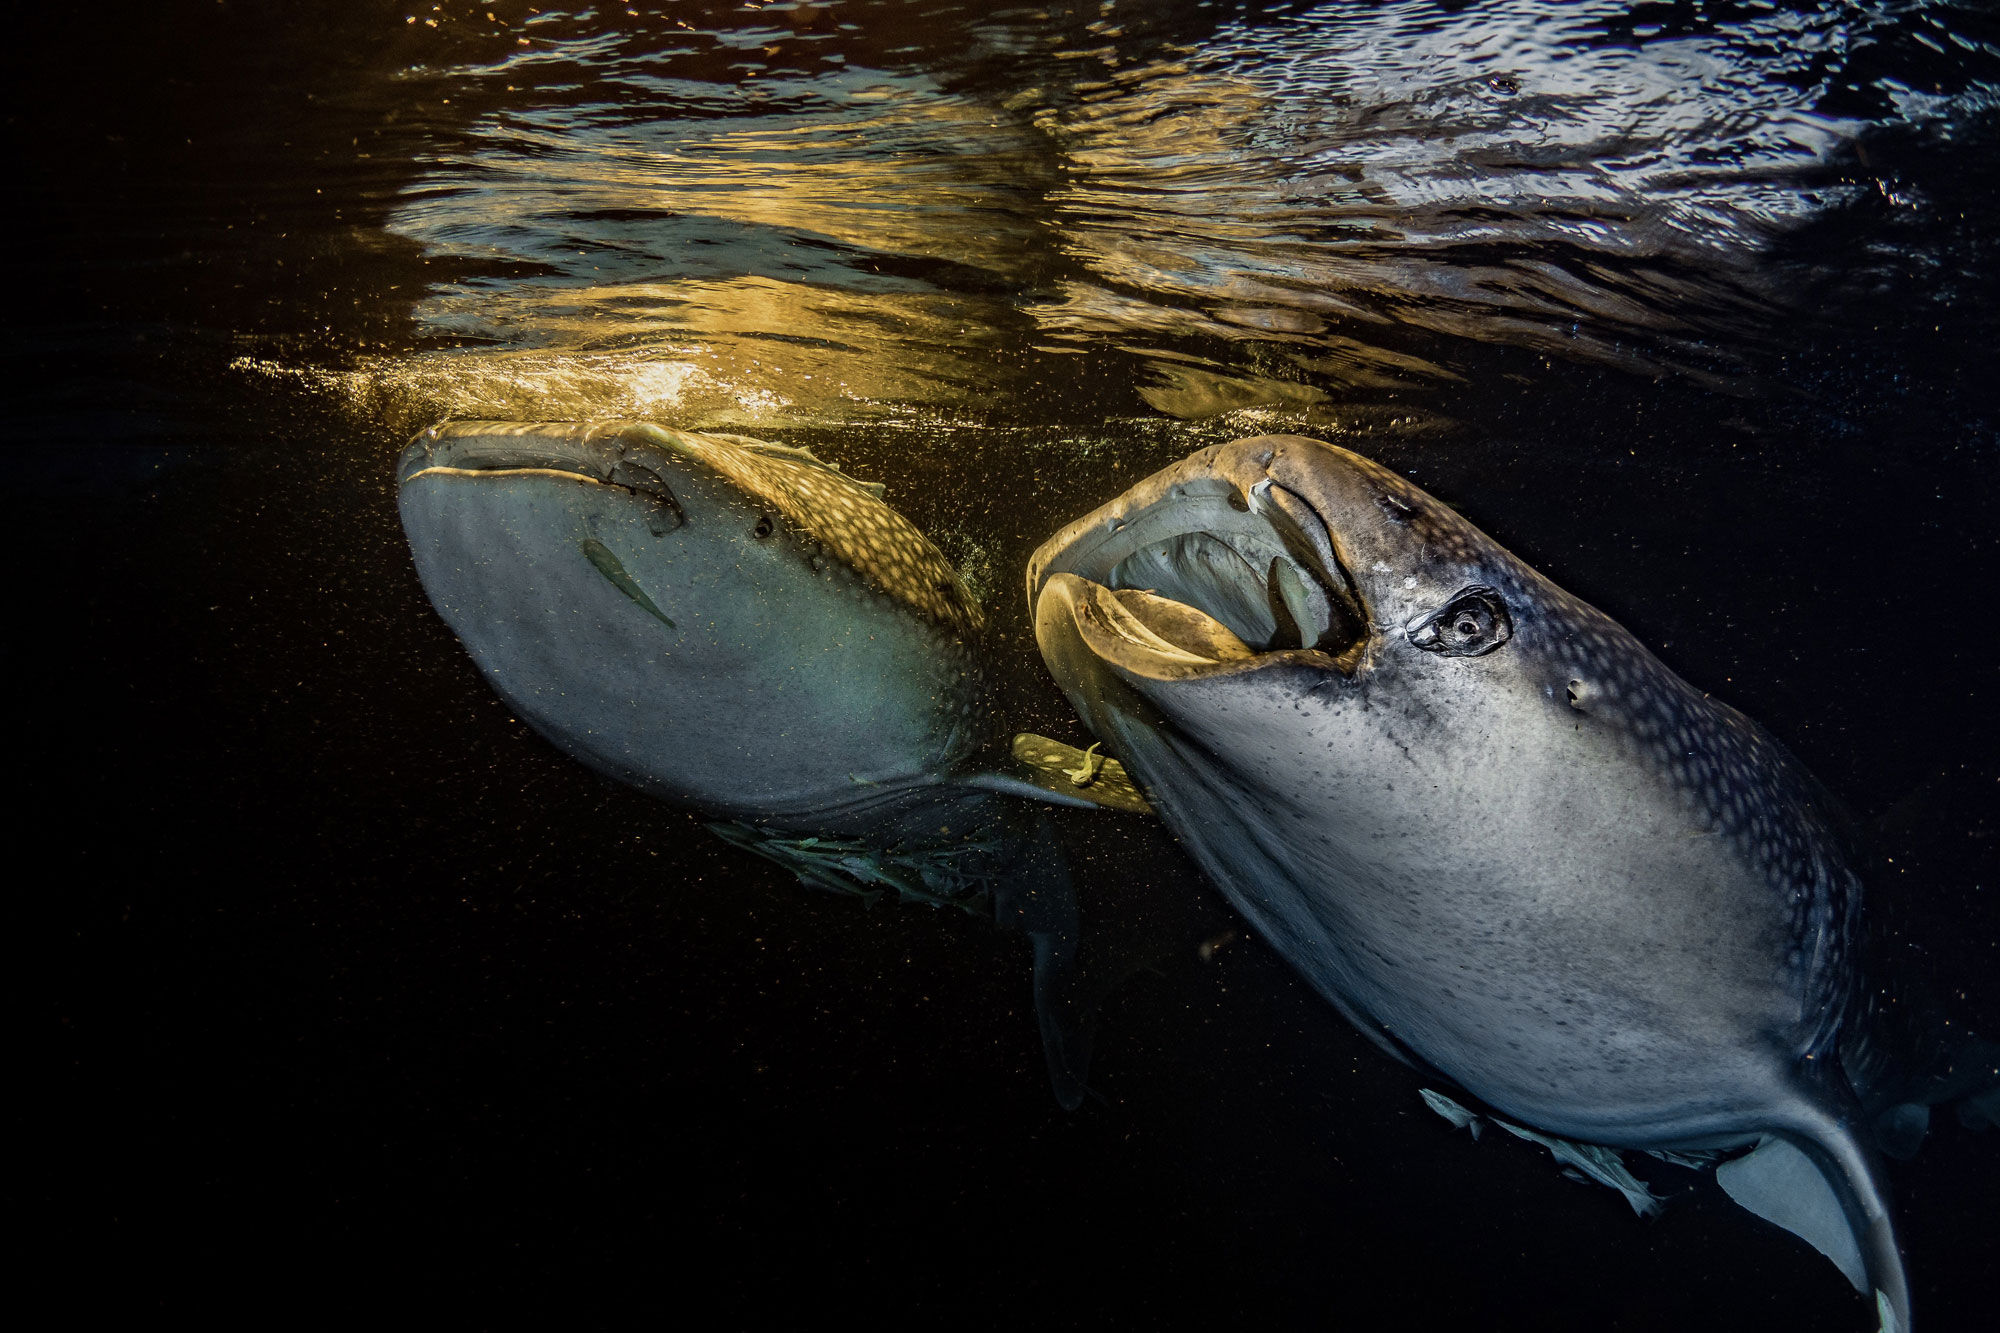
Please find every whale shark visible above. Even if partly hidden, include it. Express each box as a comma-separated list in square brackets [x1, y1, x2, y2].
[397, 419, 1146, 1108]
[1026, 433, 1986, 1330]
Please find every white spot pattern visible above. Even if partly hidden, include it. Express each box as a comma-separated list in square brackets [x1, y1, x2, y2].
[670, 432, 984, 640]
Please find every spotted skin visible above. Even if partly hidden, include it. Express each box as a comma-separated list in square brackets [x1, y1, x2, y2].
[398, 420, 991, 834]
[642, 425, 984, 641]
[398, 420, 1102, 1111]
[1030, 435, 1906, 1328]
[1333, 446, 1859, 1055]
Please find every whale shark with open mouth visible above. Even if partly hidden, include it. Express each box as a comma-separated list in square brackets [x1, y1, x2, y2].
[398, 420, 1148, 1108]
[1027, 433, 1995, 1331]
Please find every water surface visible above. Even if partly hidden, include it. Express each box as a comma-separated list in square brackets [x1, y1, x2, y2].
[20, 1, 1998, 1326]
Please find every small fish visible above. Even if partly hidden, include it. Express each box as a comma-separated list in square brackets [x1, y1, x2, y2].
[579, 537, 674, 628]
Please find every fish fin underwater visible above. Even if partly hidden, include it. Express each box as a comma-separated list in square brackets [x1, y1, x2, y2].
[708, 804, 1098, 1112]
[701, 820, 1000, 914]
[986, 803, 1096, 1112]
[1840, 931, 2000, 1153]
[1717, 1137, 1869, 1293]
[1422, 1083, 1901, 1318]
[1961, 1080, 2000, 1132]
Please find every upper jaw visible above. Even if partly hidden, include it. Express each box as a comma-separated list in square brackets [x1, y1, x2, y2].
[1028, 449, 1371, 675]
[1027, 446, 1238, 606]
[397, 421, 687, 517]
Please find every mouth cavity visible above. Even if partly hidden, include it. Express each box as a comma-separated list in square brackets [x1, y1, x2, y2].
[400, 423, 687, 532]
[1050, 478, 1368, 665]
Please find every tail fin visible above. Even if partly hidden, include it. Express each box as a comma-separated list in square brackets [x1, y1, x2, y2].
[1719, 1086, 1911, 1332]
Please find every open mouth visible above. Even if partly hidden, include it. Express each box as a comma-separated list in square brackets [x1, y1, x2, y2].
[1032, 475, 1370, 671]
[398, 421, 688, 532]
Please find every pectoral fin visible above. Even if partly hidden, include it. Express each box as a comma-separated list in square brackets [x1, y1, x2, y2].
[1716, 1136, 1867, 1293]
[968, 734, 1153, 814]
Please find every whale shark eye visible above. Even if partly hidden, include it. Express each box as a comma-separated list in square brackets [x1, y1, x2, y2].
[1408, 586, 1512, 657]
[753, 514, 776, 539]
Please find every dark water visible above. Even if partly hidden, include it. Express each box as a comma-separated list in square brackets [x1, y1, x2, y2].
[18, 1, 1998, 1326]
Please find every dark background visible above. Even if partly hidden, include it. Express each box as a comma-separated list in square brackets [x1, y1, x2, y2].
[15, 2, 1995, 1327]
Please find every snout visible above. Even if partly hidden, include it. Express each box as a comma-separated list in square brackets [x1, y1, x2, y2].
[398, 419, 641, 482]
[397, 420, 690, 533]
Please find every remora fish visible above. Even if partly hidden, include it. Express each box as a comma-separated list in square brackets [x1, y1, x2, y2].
[397, 419, 1145, 1107]
[1029, 434, 1934, 1330]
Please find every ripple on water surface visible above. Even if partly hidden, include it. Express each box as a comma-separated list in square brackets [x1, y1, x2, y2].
[325, 0, 2000, 430]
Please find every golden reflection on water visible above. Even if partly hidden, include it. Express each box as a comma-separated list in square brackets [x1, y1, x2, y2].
[319, 0, 1908, 432]
[1029, 8, 1854, 376]
[361, 68, 1054, 428]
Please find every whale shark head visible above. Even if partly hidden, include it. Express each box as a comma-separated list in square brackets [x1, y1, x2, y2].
[398, 420, 988, 830]
[1026, 433, 1854, 1071]
[1028, 434, 1916, 1326]
[1025, 432, 1685, 824]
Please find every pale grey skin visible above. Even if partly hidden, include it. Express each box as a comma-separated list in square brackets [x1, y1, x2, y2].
[399, 420, 1001, 839]
[397, 420, 1093, 1105]
[1029, 435, 1909, 1328]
